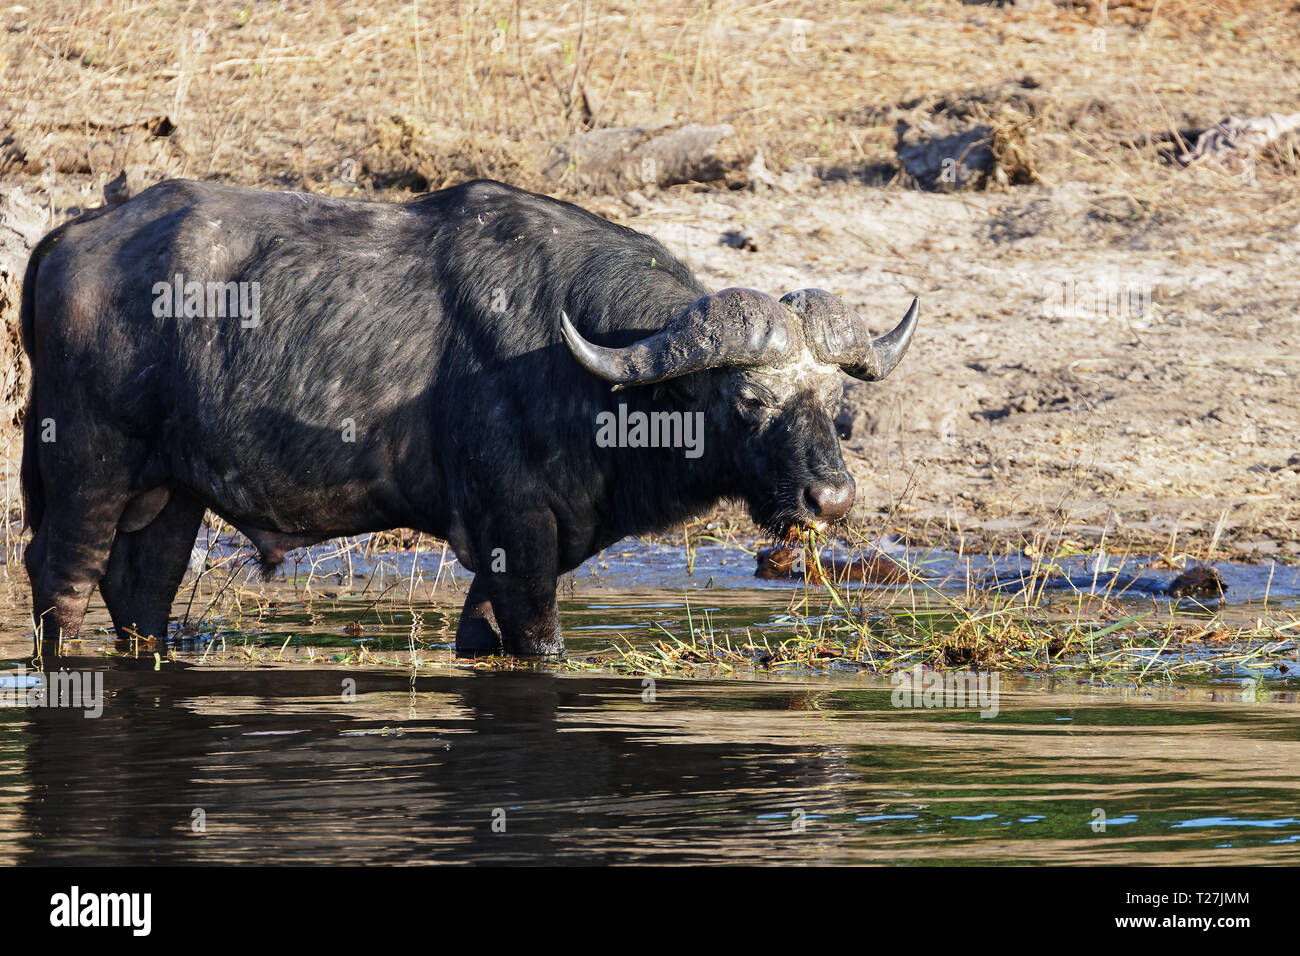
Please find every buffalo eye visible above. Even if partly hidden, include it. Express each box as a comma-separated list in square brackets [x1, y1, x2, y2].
[735, 384, 777, 422]
[652, 378, 700, 407]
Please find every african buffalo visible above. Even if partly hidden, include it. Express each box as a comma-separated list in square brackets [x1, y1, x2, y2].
[20, 178, 918, 656]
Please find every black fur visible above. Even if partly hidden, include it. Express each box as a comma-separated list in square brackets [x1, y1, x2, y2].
[21, 179, 858, 655]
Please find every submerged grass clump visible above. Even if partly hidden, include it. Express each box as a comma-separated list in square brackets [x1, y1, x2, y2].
[591, 593, 1300, 683]
[59, 520, 1299, 687]
[590, 527, 1300, 683]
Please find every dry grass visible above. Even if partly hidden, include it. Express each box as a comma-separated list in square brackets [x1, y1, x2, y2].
[0, 0, 1296, 563]
[2, 0, 1296, 201]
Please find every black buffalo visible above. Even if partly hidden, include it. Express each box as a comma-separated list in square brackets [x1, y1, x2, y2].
[20, 179, 918, 656]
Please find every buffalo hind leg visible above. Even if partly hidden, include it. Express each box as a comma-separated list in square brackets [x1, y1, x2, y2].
[26, 500, 122, 650]
[100, 491, 206, 642]
[454, 574, 503, 657]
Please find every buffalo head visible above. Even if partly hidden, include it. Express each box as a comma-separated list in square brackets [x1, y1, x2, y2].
[561, 287, 918, 538]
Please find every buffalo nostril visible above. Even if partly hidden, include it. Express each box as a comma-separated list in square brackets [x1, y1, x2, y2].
[804, 478, 855, 520]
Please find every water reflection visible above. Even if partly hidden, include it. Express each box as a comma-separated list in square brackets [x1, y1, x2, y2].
[3, 655, 1299, 865]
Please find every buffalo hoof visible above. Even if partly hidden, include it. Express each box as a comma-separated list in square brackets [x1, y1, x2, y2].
[454, 616, 503, 658]
[502, 635, 566, 659]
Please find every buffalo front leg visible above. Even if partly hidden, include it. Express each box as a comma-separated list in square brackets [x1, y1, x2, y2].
[490, 578, 563, 657]
[100, 490, 206, 642]
[454, 573, 503, 657]
[474, 510, 564, 657]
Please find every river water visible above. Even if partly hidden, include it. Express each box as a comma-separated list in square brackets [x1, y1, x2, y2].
[1, 538, 1297, 864]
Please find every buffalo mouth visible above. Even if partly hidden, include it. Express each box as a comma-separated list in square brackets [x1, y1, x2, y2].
[791, 515, 832, 537]
[751, 500, 836, 542]
[783, 515, 831, 537]
[749, 475, 854, 540]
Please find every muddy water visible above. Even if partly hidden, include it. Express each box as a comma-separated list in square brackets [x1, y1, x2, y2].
[0, 539, 1298, 865]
